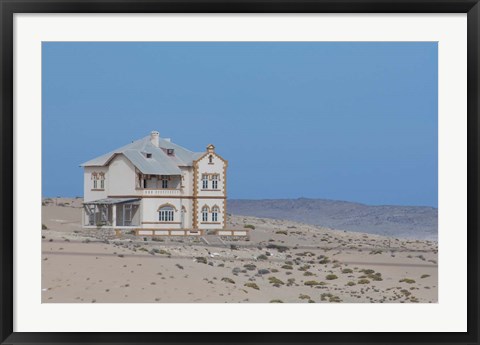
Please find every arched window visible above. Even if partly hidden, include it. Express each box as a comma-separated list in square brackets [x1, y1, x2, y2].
[212, 174, 218, 189]
[202, 206, 209, 222]
[202, 174, 208, 189]
[92, 172, 98, 189]
[99, 172, 105, 189]
[212, 206, 219, 222]
[92, 172, 105, 190]
[158, 206, 174, 222]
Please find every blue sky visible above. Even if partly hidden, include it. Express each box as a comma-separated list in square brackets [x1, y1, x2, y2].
[42, 42, 438, 207]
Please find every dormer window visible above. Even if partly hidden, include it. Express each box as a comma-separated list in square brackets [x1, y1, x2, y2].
[208, 155, 213, 164]
[167, 149, 174, 156]
[146, 153, 152, 158]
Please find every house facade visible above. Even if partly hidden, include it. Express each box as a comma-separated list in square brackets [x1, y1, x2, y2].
[81, 131, 229, 236]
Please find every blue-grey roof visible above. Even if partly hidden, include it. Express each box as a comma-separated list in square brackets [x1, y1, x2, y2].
[80, 135, 204, 175]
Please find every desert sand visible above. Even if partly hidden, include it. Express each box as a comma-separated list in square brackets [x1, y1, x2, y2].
[42, 198, 438, 303]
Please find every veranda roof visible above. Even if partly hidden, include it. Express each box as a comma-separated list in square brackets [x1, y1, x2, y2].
[83, 198, 140, 205]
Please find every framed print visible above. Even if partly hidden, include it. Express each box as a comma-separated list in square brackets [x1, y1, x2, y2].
[0, 0, 479, 344]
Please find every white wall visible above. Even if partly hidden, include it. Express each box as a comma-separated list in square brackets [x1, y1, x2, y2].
[180, 167, 193, 195]
[108, 155, 137, 196]
[196, 198, 225, 229]
[83, 166, 108, 202]
[195, 153, 226, 198]
[194, 152, 227, 229]
[141, 198, 192, 229]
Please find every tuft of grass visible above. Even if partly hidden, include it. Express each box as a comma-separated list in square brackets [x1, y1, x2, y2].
[42, 224, 48, 230]
[281, 265, 293, 270]
[221, 277, 235, 284]
[304, 280, 324, 286]
[326, 274, 338, 280]
[269, 299, 283, 303]
[358, 279, 371, 284]
[244, 282, 260, 290]
[243, 264, 257, 271]
[342, 268, 353, 274]
[195, 257, 208, 264]
[266, 244, 289, 252]
[298, 264, 311, 272]
[244, 224, 255, 230]
[321, 293, 342, 303]
[420, 274, 430, 279]
[359, 269, 383, 281]
[368, 272, 383, 281]
[257, 254, 268, 261]
[399, 278, 416, 284]
[299, 294, 311, 300]
[268, 277, 285, 286]
[318, 257, 330, 264]
[275, 230, 288, 235]
[346, 281, 356, 286]
[303, 271, 314, 277]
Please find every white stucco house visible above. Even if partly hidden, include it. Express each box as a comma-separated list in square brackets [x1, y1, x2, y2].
[81, 131, 239, 236]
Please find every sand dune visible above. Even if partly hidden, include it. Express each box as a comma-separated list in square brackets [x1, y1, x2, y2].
[42, 198, 438, 303]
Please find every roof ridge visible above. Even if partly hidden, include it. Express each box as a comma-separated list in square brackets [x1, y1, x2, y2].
[80, 133, 204, 173]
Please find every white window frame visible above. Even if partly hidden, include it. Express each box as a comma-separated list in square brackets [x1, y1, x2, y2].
[159, 207, 174, 222]
[202, 207, 208, 222]
[202, 174, 208, 189]
[212, 207, 219, 222]
[212, 175, 218, 189]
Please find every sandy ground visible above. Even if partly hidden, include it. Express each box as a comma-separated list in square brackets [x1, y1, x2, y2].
[42, 198, 438, 303]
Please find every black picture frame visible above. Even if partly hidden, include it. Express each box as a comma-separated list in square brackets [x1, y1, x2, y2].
[1, 1, 479, 344]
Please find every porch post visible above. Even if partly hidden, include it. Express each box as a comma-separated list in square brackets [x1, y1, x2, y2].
[112, 204, 117, 227]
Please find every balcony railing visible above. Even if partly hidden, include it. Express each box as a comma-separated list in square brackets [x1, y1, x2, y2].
[141, 188, 181, 196]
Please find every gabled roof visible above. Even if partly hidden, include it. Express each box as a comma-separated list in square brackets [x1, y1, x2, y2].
[80, 135, 204, 175]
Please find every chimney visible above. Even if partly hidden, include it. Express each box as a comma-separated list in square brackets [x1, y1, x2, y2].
[150, 131, 159, 147]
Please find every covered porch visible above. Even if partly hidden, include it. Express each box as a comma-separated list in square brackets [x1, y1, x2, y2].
[83, 198, 141, 228]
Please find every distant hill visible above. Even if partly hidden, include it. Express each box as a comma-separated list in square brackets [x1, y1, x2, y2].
[228, 198, 438, 240]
